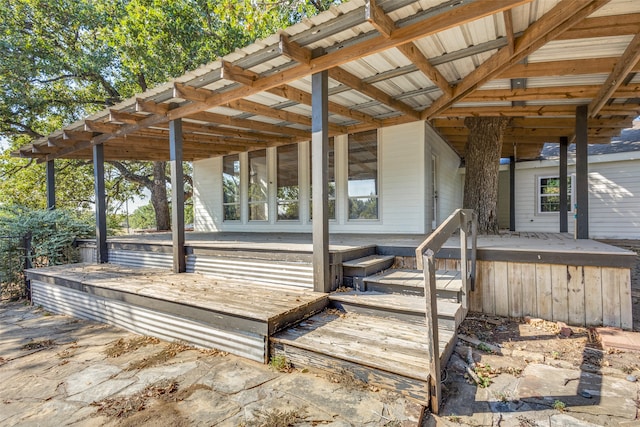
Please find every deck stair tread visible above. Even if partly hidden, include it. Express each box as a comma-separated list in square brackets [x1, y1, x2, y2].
[329, 291, 461, 319]
[271, 311, 455, 381]
[364, 268, 462, 292]
[342, 255, 395, 268]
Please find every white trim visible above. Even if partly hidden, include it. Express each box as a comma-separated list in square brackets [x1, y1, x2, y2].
[535, 174, 575, 215]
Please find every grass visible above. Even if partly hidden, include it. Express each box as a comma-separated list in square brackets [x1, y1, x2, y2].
[105, 336, 160, 358]
[553, 399, 566, 411]
[21, 339, 56, 350]
[269, 354, 293, 373]
[242, 408, 306, 427]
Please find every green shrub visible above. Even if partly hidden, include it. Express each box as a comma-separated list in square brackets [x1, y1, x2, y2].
[0, 206, 93, 299]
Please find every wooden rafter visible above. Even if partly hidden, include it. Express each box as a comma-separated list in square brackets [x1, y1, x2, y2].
[436, 104, 640, 117]
[503, 9, 515, 54]
[432, 117, 632, 129]
[589, 32, 640, 117]
[462, 85, 640, 102]
[500, 57, 640, 79]
[396, 43, 453, 98]
[557, 12, 640, 40]
[365, 0, 395, 38]
[328, 67, 419, 119]
[421, 0, 611, 120]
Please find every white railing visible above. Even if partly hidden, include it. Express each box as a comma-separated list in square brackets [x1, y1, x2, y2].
[415, 208, 477, 413]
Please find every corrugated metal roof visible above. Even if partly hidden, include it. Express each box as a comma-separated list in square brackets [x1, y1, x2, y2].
[17, 0, 640, 162]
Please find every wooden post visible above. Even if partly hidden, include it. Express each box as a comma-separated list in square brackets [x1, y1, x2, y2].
[170, 119, 186, 273]
[575, 105, 589, 239]
[470, 211, 478, 292]
[423, 251, 440, 413]
[559, 136, 568, 233]
[93, 144, 108, 263]
[46, 160, 56, 210]
[509, 156, 515, 231]
[459, 211, 469, 311]
[312, 70, 330, 293]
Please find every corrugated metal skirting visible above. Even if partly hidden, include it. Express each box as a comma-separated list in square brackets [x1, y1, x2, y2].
[187, 254, 313, 288]
[109, 250, 173, 270]
[30, 280, 266, 362]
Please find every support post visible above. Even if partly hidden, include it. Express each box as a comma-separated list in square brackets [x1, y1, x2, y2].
[559, 136, 568, 233]
[312, 70, 331, 293]
[46, 160, 56, 210]
[575, 106, 589, 239]
[93, 144, 108, 263]
[509, 156, 515, 231]
[422, 251, 441, 413]
[170, 119, 186, 273]
[459, 211, 469, 312]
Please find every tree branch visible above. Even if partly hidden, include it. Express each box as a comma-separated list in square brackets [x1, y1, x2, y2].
[108, 161, 153, 188]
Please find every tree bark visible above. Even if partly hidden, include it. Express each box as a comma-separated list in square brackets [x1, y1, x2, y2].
[463, 117, 510, 234]
[150, 161, 170, 231]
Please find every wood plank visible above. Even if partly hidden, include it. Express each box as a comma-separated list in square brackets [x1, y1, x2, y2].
[551, 265, 569, 323]
[271, 341, 429, 404]
[508, 262, 523, 318]
[535, 264, 553, 321]
[583, 266, 603, 326]
[493, 261, 510, 316]
[601, 267, 621, 327]
[567, 266, 585, 326]
[480, 260, 495, 315]
[618, 268, 633, 330]
[521, 263, 537, 318]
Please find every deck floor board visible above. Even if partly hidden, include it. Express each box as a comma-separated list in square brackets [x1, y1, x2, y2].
[28, 263, 326, 322]
[272, 311, 454, 381]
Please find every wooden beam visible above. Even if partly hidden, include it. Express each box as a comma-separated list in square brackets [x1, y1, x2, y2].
[165, 0, 530, 122]
[396, 43, 453, 97]
[278, 33, 311, 65]
[41, 0, 532, 162]
[504, 9, 515, 54]
[365, 0, 395, 38]
[422, 0, 610, 120]
[220, 61, 257, 87]
[267, 85, 382, 125]
[500, 57, 640, 79]
[186, 110, 311, 139]
[328, 67, 419, 119]
[589, 32, 640, 117]
[433, 117, 632, 129]
[557, 13, 640, 40]
[110, 109, 147, 124]
[436, 103, 639, 117]
[136, 98, 170, 114]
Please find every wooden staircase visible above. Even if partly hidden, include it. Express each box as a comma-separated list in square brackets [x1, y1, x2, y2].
[271, 210, 478, 409]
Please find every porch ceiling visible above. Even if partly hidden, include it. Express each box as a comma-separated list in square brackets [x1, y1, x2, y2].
[14, 0, 640, 162]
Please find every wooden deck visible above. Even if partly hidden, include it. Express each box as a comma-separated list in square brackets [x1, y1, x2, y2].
[271, 309, 456, 404]
[27, 263, 328, 362]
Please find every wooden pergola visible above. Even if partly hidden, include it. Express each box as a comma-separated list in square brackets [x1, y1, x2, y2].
[14, 0, 640, 287]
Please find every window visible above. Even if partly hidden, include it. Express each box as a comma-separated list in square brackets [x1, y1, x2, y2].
[222, 155, 240, 221]
[248, 150, 268, 221]
[348, 130, 378, 220]
[538, 176, 572, 213]
[309, 137, 335, 220]
[277, 144, 299, 220]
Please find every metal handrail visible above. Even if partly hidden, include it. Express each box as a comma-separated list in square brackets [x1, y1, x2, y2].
[414, 208, 477, 414]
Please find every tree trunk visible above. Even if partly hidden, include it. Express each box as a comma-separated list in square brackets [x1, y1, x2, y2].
[463, 117, 509, 234]
[150, 161, 170, 230]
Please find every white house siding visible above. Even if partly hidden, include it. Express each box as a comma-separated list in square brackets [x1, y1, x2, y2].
[192, 121, 463, 234]
[193, 157, 220, 231]
[425, 124, 463, 228]
[513, 153, 640, 239]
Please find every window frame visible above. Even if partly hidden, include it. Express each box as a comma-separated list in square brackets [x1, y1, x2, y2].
[536, 174, 574, 215]
[276, 143, 300, 222]
[347, 130, 380, 221]
[221, 154, 241, 222]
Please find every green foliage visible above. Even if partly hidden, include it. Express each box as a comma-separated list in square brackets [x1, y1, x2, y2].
[0, 206, 94, 298]
[128, 202, 157, 230]
[553, 399, 566, 411]
[269, 354, 292, 372]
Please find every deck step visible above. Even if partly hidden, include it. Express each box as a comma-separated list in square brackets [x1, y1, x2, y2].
[364, 268, 463, 301]
[342, 254, 395, 277]
[270, 310, 457, 405]
[329, 291, 463, 331]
